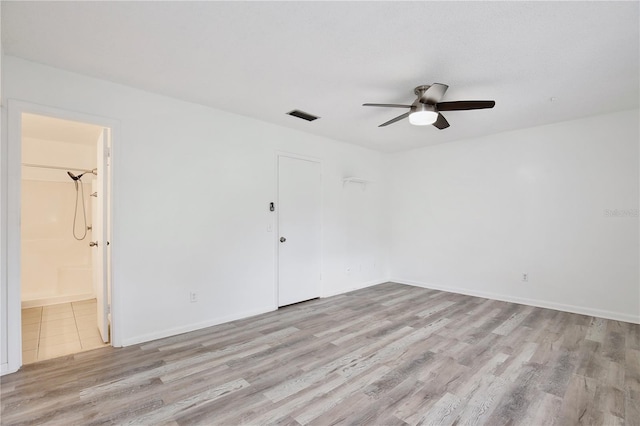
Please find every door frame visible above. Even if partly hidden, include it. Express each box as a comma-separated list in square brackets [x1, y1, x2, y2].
[3, 100, 120, 374]
[274, 151, 323, 308]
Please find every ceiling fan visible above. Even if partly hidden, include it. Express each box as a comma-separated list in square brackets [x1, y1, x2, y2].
[363, 83, 495, 129]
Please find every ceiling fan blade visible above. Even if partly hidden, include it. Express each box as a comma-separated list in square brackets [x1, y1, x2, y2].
[436, 100, 495, 111]
[433, 113, 450, 130]
[363, 103, 412, 108]
[419, 83, 449, 104]
[379, 112, 410, 127]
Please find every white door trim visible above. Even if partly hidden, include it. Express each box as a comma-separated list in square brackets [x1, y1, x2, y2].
[274, 151, 323, 308]
[2, 100, 121, 375]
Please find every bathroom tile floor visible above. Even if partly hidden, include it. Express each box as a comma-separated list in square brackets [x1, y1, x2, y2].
[22, 299, 109, 364]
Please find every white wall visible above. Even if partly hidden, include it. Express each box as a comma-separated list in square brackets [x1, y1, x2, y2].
[0, 16, 8, 370]
[389, 109, 640, 323]
[1, 56, 389, 361]
[21, 137, 96, 305]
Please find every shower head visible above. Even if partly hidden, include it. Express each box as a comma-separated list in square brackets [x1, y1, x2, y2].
[67, 171, 86, 181]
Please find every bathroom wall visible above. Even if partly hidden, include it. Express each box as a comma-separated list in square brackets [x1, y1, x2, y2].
[21, 136, 97, 306]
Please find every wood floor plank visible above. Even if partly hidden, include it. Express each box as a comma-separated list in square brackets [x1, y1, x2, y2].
[2, 282, 639, 425]
[518, 390, 563, 425]
[242, 373, 351, 424]
[453, 374, 510, 425]
[294, 367, 389, 424]
[485, 361, 543, 425]
[123, 378, 250, 425]
[555, 374, 600, 425]
[407, 391, 462, 425]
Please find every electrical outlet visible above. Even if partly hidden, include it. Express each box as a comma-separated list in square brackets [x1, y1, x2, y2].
[522, 273, 528, 282]
[189, 292, 198, 303]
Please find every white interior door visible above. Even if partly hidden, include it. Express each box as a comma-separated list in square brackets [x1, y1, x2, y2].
[94, 129, 110, 343]
[277, 155, 321, 307]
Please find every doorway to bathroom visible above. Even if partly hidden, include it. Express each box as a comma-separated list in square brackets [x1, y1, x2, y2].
[19, 112, 113, 364]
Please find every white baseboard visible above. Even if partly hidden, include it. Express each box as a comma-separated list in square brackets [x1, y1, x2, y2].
[121, 304, 277, 346]
[121, 279, 394, 348]
[391, 278, 640, 325]
[21, 293, 96, 308]
[124, 279, 396, 347]
[1, 363, 16, 376]
[321, 278, 390, 298]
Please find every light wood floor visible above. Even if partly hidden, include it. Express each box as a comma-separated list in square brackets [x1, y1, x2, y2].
[1, 283, 639, 425]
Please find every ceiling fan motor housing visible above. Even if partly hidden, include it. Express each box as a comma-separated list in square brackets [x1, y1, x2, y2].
[414, 85, 432, 100]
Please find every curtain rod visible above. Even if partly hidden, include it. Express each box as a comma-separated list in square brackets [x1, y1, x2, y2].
[22, 163, 96, 174]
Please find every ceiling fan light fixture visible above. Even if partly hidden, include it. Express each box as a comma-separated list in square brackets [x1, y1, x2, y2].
[409, 104, 438, 126]
[409, 110, 438, 126]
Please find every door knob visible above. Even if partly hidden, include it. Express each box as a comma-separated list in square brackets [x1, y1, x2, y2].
[280, 237, 286, 243]
[89, 241, 98, 247]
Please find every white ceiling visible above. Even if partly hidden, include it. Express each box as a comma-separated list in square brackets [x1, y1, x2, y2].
[2, 1, 638, 153]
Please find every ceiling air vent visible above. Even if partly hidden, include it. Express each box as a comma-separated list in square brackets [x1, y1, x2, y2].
[286, 109, 319, 122]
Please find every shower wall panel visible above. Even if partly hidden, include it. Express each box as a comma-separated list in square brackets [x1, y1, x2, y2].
[21, 179, 94, 305]
[21, 136, 97, 307]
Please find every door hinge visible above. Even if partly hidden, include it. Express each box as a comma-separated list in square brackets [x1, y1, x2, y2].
[105, 146, 111, 158]
[107, 304, 111, 314]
